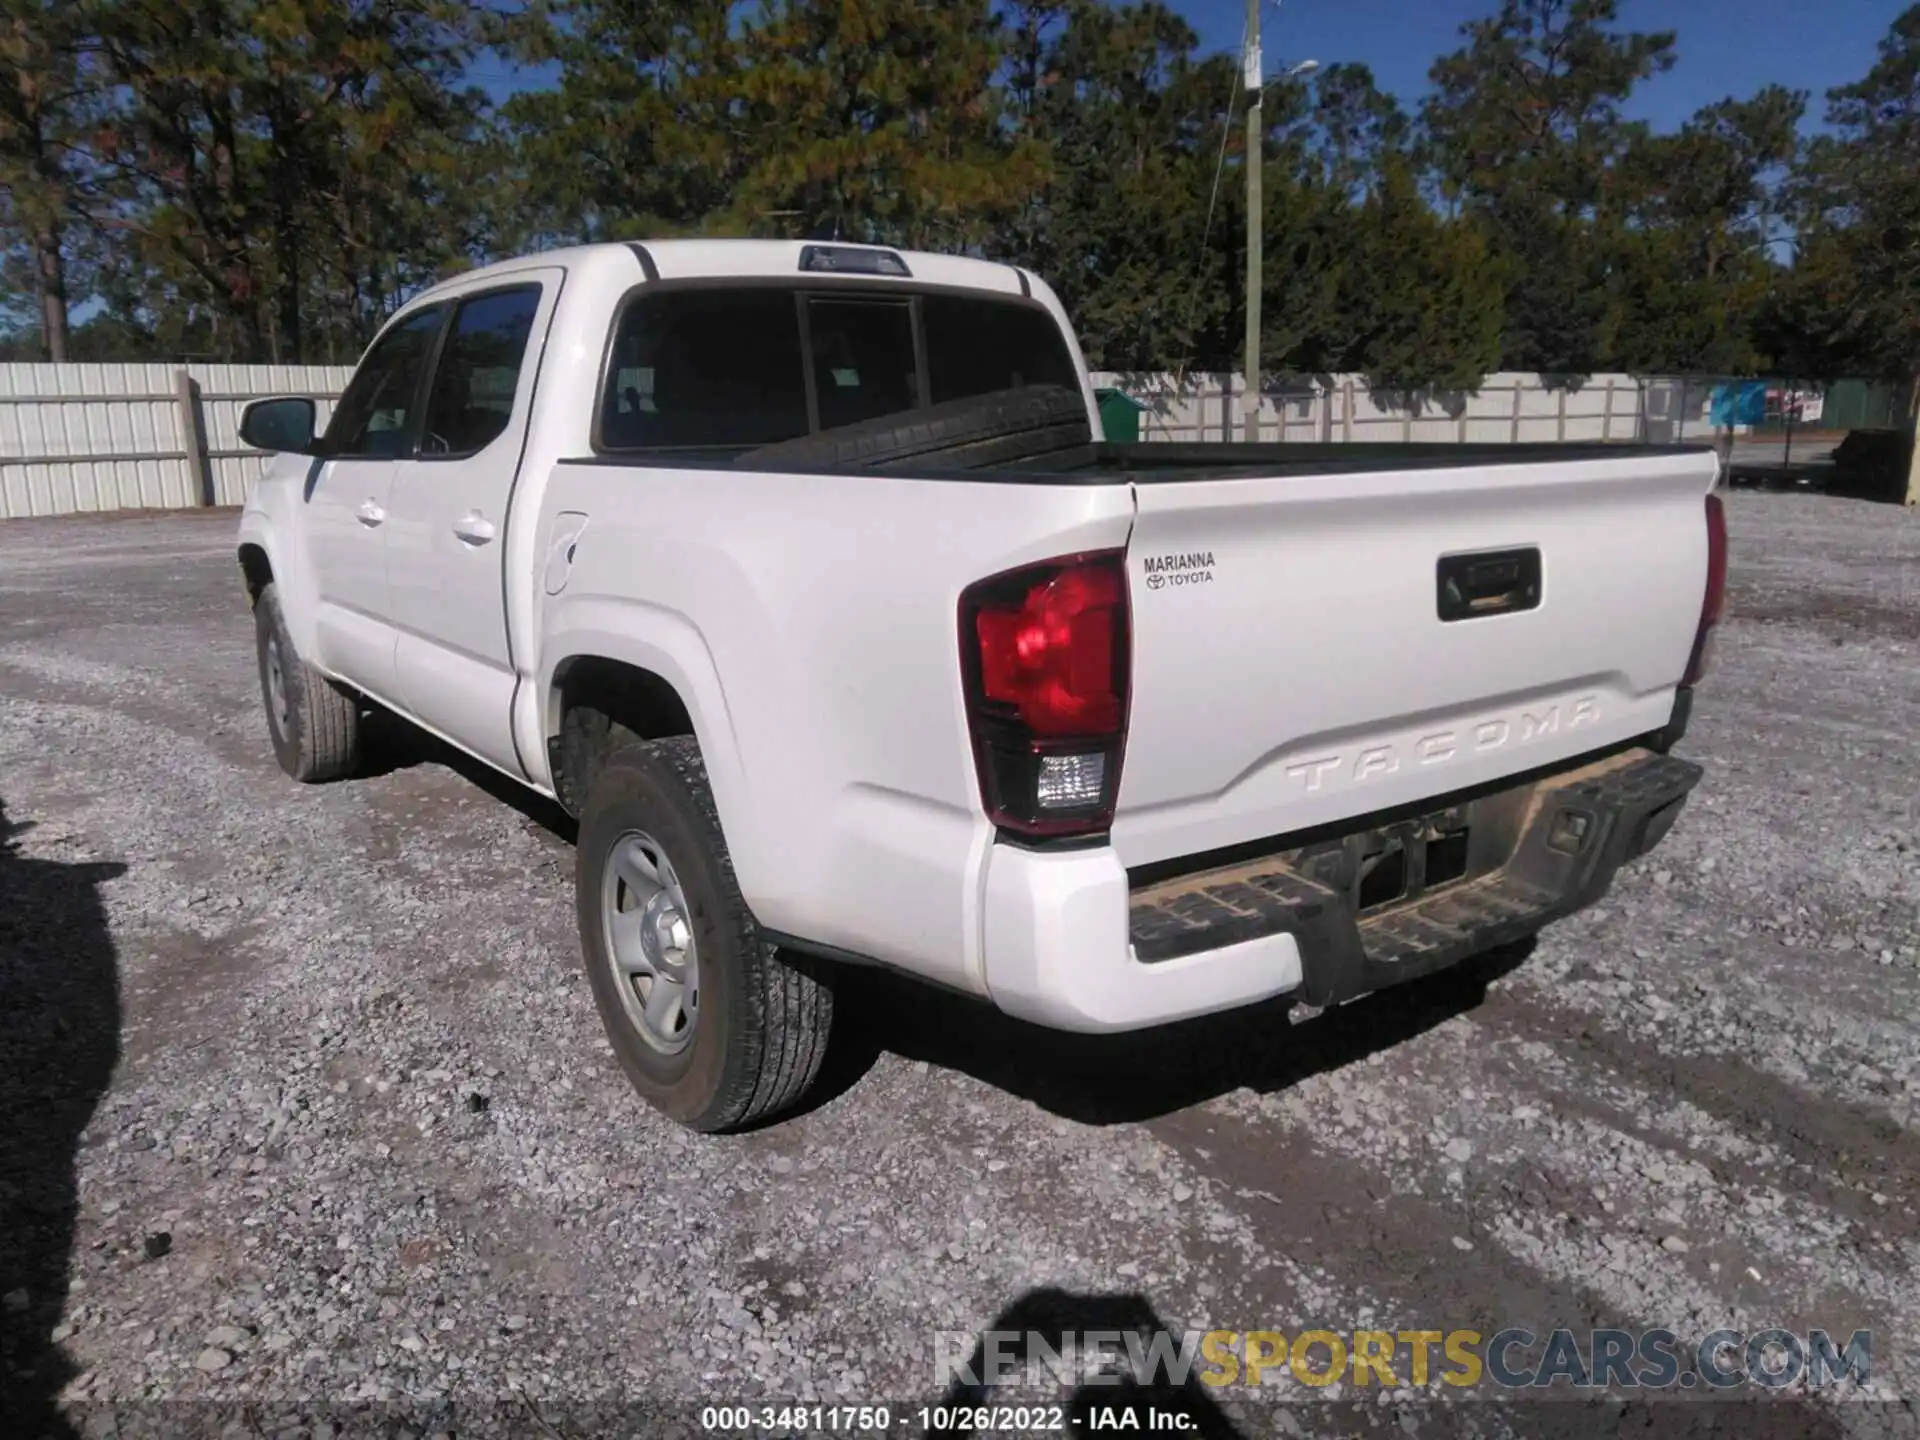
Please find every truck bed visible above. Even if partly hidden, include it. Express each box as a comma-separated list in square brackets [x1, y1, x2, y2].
[587, 438, 1722, 484]
[604, 437, 1722, 483]
[1001, 439, 1721, 483]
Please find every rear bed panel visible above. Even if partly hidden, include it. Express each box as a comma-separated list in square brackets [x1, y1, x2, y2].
[1112, 449, 1719, 870]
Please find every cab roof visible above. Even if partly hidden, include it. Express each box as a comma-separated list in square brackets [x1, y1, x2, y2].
[422, 239, 1033, 303]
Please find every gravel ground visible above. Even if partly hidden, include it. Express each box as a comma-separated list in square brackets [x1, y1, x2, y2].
[1, 493, 1916, 1440]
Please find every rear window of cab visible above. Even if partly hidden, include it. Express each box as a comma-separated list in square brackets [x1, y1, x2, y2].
[597, 287, 1079, 451]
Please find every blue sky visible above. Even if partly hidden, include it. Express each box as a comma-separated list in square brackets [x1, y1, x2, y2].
[1177, 0, 1908, 133]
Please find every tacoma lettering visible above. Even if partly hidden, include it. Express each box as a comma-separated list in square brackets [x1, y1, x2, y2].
[1283, 696, 1604, 793]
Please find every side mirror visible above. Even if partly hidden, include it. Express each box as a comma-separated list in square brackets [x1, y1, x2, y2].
[240, 396, 318, 454]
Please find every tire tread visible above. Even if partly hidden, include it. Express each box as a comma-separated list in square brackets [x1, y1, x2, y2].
[299, 660, 360, 782]
[257, 582, 360, 783]
[594, 733, 832, 1130]
[734, 384, 1092, 473]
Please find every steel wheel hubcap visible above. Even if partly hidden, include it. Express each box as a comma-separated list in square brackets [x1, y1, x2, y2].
[265, 635, 291, 737]
[601, 830, 699, 1054]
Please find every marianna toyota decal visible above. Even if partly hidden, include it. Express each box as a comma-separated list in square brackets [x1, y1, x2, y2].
[1141, 550, 1215, 590]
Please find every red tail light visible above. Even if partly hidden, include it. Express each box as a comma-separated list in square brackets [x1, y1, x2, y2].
[960, 551, 1131, 838]
[1682, 492, 1728, 686]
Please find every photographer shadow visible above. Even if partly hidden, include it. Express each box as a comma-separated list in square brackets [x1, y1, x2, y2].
[0, 798, 125, 1439]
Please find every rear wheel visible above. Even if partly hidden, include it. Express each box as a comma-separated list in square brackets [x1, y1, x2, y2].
[575, 733, 834, 1131]
[254, 583, 361, 782]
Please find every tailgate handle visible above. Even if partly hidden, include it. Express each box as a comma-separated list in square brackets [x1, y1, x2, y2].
[1437, 547, 1541, 622]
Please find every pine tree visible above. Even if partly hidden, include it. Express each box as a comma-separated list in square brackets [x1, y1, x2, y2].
[491, 0, 741, 248]
[1606, 86, 1802, 374]
[0, 0, 102, 359]
[1422, 0, 1676, 374]
[1321, 166, 1506, 392]
[1769, 5, 1920, 384]
[993, 0, 1239, 371]
[87, 0, 488, 361]
[724, 0, 1040, 250]
[1765, 4, 1920, 502]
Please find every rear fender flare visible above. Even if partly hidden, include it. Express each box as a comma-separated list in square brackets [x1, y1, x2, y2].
[537, 599, 761, 887]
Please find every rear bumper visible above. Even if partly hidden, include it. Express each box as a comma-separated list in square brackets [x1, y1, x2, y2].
[980, 746, 1702, 1032]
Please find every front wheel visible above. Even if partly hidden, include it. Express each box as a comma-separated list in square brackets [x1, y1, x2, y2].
[575, 734, 834, 1132]
[253, 582, 361, 782]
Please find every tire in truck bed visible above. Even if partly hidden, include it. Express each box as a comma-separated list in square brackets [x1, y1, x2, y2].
[735, 383, 1093, 472]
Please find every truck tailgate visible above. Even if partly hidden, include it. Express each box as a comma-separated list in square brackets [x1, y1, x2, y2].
[1113, 448, 1720, 869]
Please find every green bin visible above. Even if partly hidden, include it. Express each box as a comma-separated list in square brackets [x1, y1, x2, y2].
[1095, 387, 1146, 444]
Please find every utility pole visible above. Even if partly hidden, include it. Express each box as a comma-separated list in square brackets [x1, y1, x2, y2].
[1243, 0, 1262, 444]
[1907, 375, 1920, 507]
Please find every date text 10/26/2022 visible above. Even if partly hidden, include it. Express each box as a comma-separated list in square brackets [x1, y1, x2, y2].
[700, 1406, 1199, 1433]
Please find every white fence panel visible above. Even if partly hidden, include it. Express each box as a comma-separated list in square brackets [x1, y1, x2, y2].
[1092, 371, 1717, 448]
[0, 362, 353, 518]
[3, 363, 1726, 519]
[0, 363, 188, 515]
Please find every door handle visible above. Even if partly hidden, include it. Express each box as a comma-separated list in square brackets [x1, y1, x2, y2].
[355, 500, 386, 527]
[453, 512, 497, 546]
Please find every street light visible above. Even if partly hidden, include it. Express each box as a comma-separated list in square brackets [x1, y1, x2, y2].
[1243, 0, 1318, 442]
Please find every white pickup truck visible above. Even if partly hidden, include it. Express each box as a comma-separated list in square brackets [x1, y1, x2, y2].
[236, 239, 1724, 1132]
